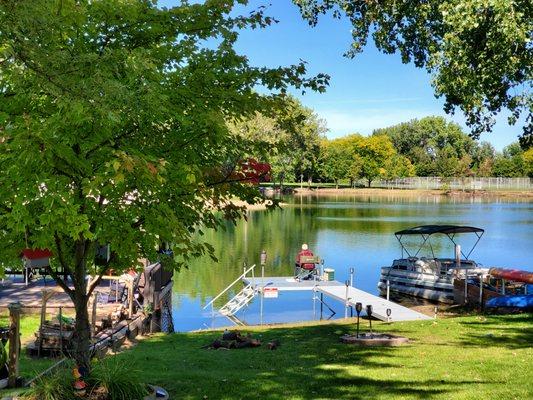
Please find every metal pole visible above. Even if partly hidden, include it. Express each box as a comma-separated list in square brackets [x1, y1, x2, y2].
[312, 287, 316, 319]
[502, 279, 506, 295]
[260, 288, 264, 326]
[350, 267, 354, 287]
[464, 276, 468, 304]
[320, 292, 323, 320]
[386, 280, 390, 301]
[344, 280, 349, 319]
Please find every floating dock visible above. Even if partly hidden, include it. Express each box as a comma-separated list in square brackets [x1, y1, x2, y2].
[242, 276, 431, 322]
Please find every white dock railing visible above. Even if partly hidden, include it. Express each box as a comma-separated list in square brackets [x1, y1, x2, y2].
[203, 264, 256, 313]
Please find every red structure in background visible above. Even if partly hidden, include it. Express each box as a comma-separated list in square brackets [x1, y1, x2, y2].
[237, 158, 271, 184]
[489, 268, 533, 284]
[21, 249, 53, 260]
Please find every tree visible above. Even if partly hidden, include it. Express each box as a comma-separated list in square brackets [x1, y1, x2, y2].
[523, 148, 533, 178]
[318, 138, 353, 188]
[374, 116, 476, 176]
[295, 0, 533, 145]
[383, 155, 416, 181]
[492, 142, 526, 177]
[355, 135, 398, 187]
[471, 141, 496, 176]
[0, 0, 328, 369]
[228, 96, 327, 185]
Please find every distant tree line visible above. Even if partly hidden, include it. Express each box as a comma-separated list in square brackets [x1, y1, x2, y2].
[230, 101, 533, 186]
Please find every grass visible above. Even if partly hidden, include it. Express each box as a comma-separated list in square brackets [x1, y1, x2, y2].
[1, 313, 532, 399]
[0, 313, 56, 380]
[110, 314, 532, 400]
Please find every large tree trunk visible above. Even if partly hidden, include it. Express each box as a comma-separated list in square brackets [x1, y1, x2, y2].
[367, 178, 372, 188]
[72, 291, 91, 370]
[70, 240, 92, 370]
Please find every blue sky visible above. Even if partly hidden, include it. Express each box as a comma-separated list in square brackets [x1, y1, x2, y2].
[160, 0, 523, 151]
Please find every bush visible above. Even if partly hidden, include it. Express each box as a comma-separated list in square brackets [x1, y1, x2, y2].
[24, 369, 75, 400]
[88, 358, 148, 400]
[23, 358, 148, 400]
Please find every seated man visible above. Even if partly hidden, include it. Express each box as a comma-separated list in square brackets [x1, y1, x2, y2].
[295, 244, 316, 279]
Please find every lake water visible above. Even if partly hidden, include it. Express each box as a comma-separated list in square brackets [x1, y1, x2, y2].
[171, 194, 533, 331]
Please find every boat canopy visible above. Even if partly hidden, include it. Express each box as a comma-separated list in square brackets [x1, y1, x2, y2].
[395, 225, 484, 236]
[395, 225, 484, 259]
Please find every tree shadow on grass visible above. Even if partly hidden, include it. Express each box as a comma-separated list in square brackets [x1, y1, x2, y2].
[113, 323, 492, 400]
[455, 313, 533, 349]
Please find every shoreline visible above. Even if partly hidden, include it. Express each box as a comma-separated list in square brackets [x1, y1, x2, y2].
[291, 187, 533, 198]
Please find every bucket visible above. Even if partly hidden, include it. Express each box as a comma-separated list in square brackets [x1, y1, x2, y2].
[323, 268, 335, 281]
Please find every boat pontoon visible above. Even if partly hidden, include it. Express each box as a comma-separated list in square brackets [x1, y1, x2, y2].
[378, 225, 488, 303]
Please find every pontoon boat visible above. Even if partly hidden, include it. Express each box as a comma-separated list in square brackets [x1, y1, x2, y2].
[378, 225, 488, 303]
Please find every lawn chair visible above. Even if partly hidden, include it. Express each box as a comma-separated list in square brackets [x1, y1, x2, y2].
[295, 256, 321, 281]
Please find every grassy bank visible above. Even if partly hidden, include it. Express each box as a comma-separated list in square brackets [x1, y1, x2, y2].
[2, 314, 532, 399]
[110, 314, 531, 400]
[291, 187, 533, 198]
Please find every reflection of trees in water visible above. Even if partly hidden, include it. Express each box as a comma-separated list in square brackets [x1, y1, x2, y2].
[172, 195, 491, 304]
[172, 207, 320, 305]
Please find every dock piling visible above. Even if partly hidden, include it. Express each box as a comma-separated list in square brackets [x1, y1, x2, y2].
[479, 273, 484, 310]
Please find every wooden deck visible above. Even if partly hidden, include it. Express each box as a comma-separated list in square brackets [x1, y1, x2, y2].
[243, 276, 431, 322]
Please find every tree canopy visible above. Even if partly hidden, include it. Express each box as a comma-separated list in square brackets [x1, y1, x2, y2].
[295, 0, 533, 146]
[0, 0, 327, 367]
[228, 96, 327, 185]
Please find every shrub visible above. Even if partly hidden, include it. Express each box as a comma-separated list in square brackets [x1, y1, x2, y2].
[24, 369, 75, 400]
[88, 358, 148, 400]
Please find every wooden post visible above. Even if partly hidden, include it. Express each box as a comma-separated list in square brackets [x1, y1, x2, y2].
[38, 289, 55, 357]
[128, 282, 134, 317]
[7, 303, 21, 388]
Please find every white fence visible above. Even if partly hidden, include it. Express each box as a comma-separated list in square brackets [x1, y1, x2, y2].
[368, 177, 533, 191]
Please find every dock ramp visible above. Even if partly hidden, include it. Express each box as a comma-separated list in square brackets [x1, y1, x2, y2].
[317, 285, 431, 322]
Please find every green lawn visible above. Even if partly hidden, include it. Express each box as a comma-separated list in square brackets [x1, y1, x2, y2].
[0, 313, 56, 380]
[109, 314, 532, 400]
[2, 314, 532, 399]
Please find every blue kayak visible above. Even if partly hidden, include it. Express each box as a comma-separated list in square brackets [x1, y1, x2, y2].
[486, 294, 533, 310]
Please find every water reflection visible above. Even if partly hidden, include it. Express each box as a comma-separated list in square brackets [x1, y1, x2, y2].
[172, 195, 533, 331]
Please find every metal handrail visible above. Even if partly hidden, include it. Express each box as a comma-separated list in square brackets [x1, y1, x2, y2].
[203, 264, 256, 309]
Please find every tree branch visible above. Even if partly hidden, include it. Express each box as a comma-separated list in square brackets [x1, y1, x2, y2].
[46, 265, 73, 297]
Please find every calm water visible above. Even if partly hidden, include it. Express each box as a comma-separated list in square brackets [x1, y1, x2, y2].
[171, 194, 533, 331]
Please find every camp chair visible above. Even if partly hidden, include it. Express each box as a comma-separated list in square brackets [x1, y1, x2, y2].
[295, 256, 321, 281]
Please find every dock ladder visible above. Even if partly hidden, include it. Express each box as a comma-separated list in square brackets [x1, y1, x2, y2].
[203, 264, 257, 324]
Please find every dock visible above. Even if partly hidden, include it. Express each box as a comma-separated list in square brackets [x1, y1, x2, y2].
[242, 276, 431, 322]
